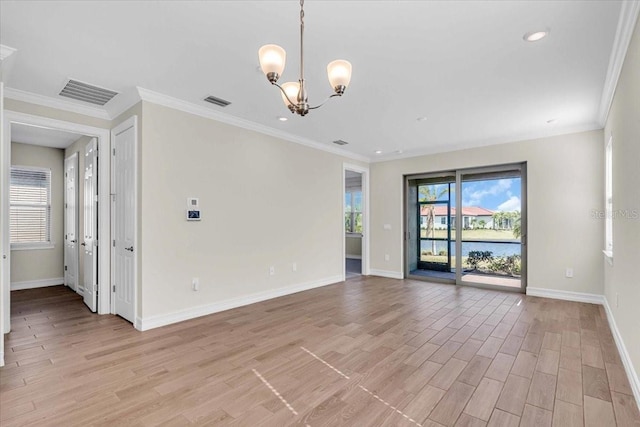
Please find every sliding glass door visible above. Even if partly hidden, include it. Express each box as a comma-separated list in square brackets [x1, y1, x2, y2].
[407, 175, 456, 279]
[406, 164, 526, 292]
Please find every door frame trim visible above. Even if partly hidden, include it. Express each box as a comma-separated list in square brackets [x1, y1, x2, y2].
[1, 111, 112, 334]
[342, 163, 370, 280]
[404, 162, 527, 293]
[64, 152, 79, 293]
[110, 116, 138, 327]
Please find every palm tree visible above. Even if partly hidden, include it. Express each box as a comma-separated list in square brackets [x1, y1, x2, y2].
[419, 185, 449, 254]
[513, 215, 522, 239]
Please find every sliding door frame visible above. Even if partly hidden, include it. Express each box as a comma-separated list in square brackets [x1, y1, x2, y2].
[405, 162, 527, 293]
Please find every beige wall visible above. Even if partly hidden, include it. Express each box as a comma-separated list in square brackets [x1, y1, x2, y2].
[139, 102, 363, 319]
[370, 129, 604, 294]
[603, 16, 640, 390]
[10, 142, 65, 283]
[64, 135, 93, 289]
[346, 235, 362, 257]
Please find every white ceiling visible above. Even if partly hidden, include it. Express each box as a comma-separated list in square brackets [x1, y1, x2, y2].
[11, 123, 82, 149]
[0, 1, 625, 160]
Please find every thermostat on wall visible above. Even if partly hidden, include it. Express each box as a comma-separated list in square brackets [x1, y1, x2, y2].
[187, 197, 201, 221]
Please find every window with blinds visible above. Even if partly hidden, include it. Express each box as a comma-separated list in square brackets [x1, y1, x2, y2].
[10, 166, 52, 247]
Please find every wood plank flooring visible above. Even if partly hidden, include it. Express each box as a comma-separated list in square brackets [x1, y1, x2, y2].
[1, 278, 639, 426]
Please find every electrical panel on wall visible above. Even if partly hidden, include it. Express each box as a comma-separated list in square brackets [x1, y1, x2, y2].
[187, 197, 201, 221]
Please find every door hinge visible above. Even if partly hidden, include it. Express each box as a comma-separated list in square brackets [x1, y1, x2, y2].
[113, 285, 116, 292]
[65, 265, 68, 271]
[113, 240, 116, 247]
[112, 148, 115, 156]
[65, 203, 68, 208]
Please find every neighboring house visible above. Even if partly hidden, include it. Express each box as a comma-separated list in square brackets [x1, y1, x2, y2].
[420, 206, 494, 229]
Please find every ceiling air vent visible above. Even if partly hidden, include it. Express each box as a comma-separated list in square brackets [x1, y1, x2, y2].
[332, 139, 349, 146]
[204, 95, 231, 107]
[59, 79, 118, 106]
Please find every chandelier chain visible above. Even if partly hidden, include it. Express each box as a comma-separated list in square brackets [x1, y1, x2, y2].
[299, 0, 305, 86]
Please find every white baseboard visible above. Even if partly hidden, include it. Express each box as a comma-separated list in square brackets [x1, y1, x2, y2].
[525, 287, 605, 304]
[11, 277, 64, 291]
[346, 254, 362, 260]
[603, 297, 640, 412]
[0, 350, 4, 367]
[370, 269, 404, 280]
[526, 286, 639, 410]
[137, 275, 342, 331]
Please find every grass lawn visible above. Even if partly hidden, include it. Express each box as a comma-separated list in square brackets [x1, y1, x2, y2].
[420, 228, 518, 240]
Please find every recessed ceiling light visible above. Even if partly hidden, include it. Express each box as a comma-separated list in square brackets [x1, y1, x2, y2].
[417, 117, 428, 122]
[523, 29, 549, 42]
[546, 118, 558, 124]
[375, 150, 383, 154]
[277, 116, 288, 121]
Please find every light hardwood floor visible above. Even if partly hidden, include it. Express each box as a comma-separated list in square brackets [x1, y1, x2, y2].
[1, 278, 639, 426]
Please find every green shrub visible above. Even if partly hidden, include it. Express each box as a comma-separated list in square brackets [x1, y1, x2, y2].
[489, 255, 521, 276]
[467, 251, 493, 269]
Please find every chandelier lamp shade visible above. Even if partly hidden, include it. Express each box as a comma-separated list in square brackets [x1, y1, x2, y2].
[258, 0, 352, 116]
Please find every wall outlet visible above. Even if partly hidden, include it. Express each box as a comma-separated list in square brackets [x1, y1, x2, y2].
[565, 268, 573, 278]
[269, 266, 275, 276]
[383, 224, 391, 230]
[292, 262, 297, 272]
[192, 277, 199, 291]
[384, 254, 390, 262]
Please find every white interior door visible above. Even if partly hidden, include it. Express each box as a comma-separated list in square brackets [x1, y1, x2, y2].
[112, 120, 136, 323]
[64, 153, 79, 292]
[83, 138, 98, 312]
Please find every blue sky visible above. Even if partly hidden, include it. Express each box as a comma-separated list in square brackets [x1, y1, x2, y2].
[462, 178, 521, 212]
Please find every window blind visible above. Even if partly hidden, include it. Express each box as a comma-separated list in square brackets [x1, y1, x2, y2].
[10, 166, 52, 244]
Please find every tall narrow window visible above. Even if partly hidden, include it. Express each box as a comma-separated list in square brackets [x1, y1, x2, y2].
[605, 136, 613, 257]
[10, 166, 52, 248]
[345, 190, 362, 233]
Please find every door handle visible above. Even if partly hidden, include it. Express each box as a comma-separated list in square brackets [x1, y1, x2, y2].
[125, 246, 134, 252]
[70, 239, 77, 243]
[81, 242, 86, 246]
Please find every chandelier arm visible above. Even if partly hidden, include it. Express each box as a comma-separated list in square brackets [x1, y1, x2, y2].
[308, 93, 342, 110]
[273, 82, 298, 108]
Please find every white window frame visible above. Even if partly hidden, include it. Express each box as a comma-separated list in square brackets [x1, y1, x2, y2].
[10, 165, 54, 251]
[345, 188, 362, 235]
[9, 165, 55, 251]
[603, 135, 613, 264]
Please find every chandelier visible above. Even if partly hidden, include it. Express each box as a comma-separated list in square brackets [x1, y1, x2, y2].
[258, 0, 352, 117]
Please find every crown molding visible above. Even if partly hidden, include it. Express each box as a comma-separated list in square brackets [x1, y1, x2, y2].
[598, 0, 640, 126]
[370, 122, 603, 163]
[2, 86, 370, 161]
[135, 87, 370, 163]
[4, 87, 111, 120]
[103, 87, 142, 119]
[0, 45, 17, 61]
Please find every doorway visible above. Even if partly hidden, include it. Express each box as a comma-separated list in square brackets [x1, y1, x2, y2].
[343, 163, 369, 281]
[1, 112, 112, 334]
[406, 163, 527, 292]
